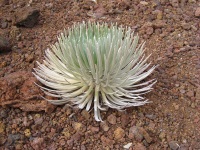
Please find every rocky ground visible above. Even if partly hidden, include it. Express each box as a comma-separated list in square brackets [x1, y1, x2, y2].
[0, 0, 200, 149]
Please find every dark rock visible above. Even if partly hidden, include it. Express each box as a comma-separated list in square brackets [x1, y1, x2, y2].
[0, 0, 9, 7]
[1, 19, 8, 29]
[0, 134, 6, 145]
[14, 7, 40, 28]
[0, 36, 12, 53]
[6, 134, 22, 146]
[0, 108, 8, 119]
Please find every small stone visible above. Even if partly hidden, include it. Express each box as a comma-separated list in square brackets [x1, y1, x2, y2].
[196, 88, 200, 100]
[180, 89, 185, 94]
[59, 139, 66, 146]
[195, 7, 200, 17]
[107, 114, 117, 125]
[25, 53, 34, 63]
[169, 141, 180, 150]
[159, 132, 166, 140]
[30, 138, 44, 149]
[153, 20, 166, 28]
[157, 11, 163, 20]
[90, 126, 99, 133]
[139, 127, 152, 143]
[81, 110, 90, 120]
[129, 126, 143, 141]
[145, 114, 156, 120]
[62, 128, 71, 138]
[171, 0, 179, 7]
[71, 132, 81, 141]
[15, 143, 23, 150]
[100, 121, 110, 132]
[34, 117, 43, 125]
[121, 114, 129, 127]
[24, 129, 31, 137]
[0, 0, 9, 7]
[1, 20, 8, 29]
[0, 134, 6, 145]
[67, 139, 73, 147]
[114, 127, 125, 140]
[101, 135, 115, 147]
[0, 36, 11, 53]
[123, 143, 132, 149]
[0, 122, 5, 133]
[186, 90, 194, 97]
[72, 122, 83, 132]
[133, 143, 146, 150]
[0, 109, 8, 119]
[140, 1, 148, 5]
[146, 27, 154, 35]
[81, 145, 86, 150]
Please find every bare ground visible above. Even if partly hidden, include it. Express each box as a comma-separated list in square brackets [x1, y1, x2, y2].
[0, 0, 200, 149]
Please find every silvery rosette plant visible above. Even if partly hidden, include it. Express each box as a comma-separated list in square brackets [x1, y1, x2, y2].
[33, 22, 156, 121]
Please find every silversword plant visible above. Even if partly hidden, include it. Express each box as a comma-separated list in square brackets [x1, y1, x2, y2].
[33, 22, 156, 121]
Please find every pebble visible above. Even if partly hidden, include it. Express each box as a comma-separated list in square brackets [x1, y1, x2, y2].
[71, 132, 81, 141]
[81, 110, 90, 120]
[123, 143, 132, 149]
[169, 141, 180, 150]
[114, 127, 125, 140]
[0, 134, 6, 145]
[0, 0, 9, 6]
[186, 90, 194, 97]
[171, 0, 179, 7]
[121, 113, 129, 127]
[195, 7, 200, 17]
[24, 129, 31, 137]
[0, 36, 12, 53]
[129, 126, 143, 141]
[146, 27, 154, 35]
[90, 126, 99, 133]
[157, 10, 163, 20]
[139, 127, 152, 143]
[0, 109, 8, 119]
[0, 122, 5, 133]
[145, 114, 156, 120]
[107, 114, 117, 125]
[101, 135, 114, 147]
[133, 143, 146, 150]
[1, 20, 8, 29]
[72, 122, 83, 132]
[34, 117, 43, 125]
[159, 132, 166, 140]
[140, 1, 148, 5]
[100, 121, 110, 132]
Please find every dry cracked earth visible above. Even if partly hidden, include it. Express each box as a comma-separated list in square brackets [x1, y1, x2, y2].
[0, 0, 200, 150]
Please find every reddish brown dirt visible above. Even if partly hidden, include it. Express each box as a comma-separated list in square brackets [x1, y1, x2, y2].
[0, 0, 200, 149]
